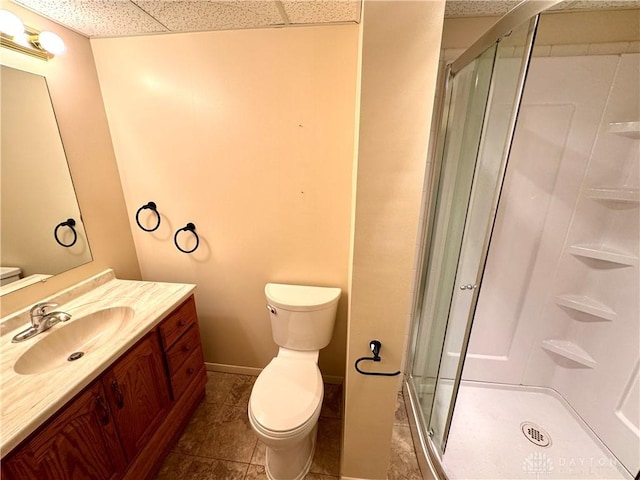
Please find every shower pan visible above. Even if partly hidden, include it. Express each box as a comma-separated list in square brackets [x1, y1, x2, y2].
[405, 1, 640, 479]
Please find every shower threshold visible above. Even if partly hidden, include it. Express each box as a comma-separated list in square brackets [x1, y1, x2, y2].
[441, 381, 632, 480]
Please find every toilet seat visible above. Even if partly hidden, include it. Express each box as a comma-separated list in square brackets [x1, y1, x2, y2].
[250, 357, 323, 436]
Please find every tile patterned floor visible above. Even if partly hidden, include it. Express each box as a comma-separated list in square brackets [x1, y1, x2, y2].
[154, 372, 423, 480]
[390, 390, 423, 480]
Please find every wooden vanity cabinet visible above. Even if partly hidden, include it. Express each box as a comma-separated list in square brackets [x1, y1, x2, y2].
[1, 295, 206, 480]
[159, 295, 206, 401]
[1, 381, 127, 480]
[102, 332, 170, 462]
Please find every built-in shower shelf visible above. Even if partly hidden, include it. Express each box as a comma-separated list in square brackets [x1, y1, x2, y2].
[608, 121, 640, 139]
[555, 294, 616, 321]
[569, 245, 638, 266]
[541, 340, 596, 368]
[588, 187, 640, 205]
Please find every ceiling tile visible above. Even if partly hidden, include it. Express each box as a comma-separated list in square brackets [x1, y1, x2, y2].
[132, 1, 284, 32]
[14, 0, 168, 37]
[444, 1, 519, 18]
[280, 0, 360, 24]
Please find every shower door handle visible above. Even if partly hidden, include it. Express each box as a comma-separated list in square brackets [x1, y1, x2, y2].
[459, 284, 477, 290]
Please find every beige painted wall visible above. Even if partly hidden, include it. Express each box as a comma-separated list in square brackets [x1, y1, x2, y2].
[342, 1, 444, 478]
[442, 15, 499, 50]
[0, 2, 140, 317]
[441, 9, 640, 53]
[91, 25, 359, 379]
[537, 9, 640, 45]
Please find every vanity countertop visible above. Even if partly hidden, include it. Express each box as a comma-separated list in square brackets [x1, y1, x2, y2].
[0, 270, 195, 457]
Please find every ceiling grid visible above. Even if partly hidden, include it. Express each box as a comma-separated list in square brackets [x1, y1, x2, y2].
[9, 0, 640, 38]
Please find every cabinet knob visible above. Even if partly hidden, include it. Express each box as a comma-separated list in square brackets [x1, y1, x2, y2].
[95, 395, 110, 425]
[111, 380, 125, 409]
[178, 320, 186, 327]
[187, 367, 194, 375]
[183, 345, 191, 352]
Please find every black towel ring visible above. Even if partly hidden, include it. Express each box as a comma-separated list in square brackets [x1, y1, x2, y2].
[354, 340, 401, 377]
[54, 218, 78, 248]
[174, 223, 199, 254]
[135, 201, 161, 232]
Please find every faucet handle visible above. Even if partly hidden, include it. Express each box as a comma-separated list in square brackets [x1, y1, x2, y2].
[30, 302, 58, 319]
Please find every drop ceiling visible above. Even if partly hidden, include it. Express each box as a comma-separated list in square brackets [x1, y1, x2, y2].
[11, 0, 362, 38]
[10, 0, 640, 38]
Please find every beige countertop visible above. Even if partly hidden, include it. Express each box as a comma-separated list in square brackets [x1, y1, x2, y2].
[0, 270, 195, 457]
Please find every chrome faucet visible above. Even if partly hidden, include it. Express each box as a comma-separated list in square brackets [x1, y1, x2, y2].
[12, 302, 72, 343]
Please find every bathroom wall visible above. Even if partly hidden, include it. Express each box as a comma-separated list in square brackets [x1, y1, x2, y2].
[342, 1, 444, 478]
[440, 9, 640, 54]
[441, 15, 498, 50]
[91, 25, 358, 379]
[0, 3, 140, 317]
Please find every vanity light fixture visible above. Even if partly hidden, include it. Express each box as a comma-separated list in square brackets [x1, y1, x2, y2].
[0, 9, 65, 60]
[0, 10, 24, 37]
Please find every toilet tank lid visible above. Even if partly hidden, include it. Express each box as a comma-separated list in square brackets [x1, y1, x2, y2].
[1, 267, 21, 279]
[265, 283, 341, 311]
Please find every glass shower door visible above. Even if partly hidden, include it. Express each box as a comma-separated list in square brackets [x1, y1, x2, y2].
[409, 18, 539, 455]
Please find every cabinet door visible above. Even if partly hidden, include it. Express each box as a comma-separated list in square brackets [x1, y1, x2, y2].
[103, 332, 170, 462]
[1, 382, 126, 480]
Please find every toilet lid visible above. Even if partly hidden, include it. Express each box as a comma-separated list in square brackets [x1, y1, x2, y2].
[250, 357, 323, 433]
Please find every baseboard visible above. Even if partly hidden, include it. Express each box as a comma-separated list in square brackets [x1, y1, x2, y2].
[323, 375, 344, 385]
[205, 362, 261, 376]
[205, 362, 344, 385]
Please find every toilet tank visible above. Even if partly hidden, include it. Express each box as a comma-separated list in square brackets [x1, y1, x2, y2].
[1, 267, 22, 286]
[265, 283, 341, 351]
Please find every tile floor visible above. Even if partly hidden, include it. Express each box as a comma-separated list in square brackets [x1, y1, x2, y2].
[154, 371, 423, 480]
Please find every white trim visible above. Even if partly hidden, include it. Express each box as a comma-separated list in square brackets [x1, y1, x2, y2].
[205, 362, 344, 385]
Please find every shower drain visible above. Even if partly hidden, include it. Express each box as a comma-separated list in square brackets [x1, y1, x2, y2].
[521, 422, 551, 447]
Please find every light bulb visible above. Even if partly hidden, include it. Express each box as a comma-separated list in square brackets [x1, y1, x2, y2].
[37, 31, 65, 55]
[0, 10, 24, 37]
[13, 31, 29, 47]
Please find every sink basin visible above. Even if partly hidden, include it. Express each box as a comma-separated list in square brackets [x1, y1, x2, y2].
[13, 306, 135, 375]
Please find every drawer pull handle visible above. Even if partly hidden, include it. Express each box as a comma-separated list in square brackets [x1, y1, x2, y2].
[96, 395, 110, 425]
[187, 367, 194, 375]
[183, 345, 191, 352]
[111, 380, 125, 409]
[178, 320, 186, 327]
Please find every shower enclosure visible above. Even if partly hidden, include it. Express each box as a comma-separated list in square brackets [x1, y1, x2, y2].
[405, 1, 639, 479]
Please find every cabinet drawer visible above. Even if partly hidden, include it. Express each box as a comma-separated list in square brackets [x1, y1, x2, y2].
[159, 296, 197, 349]
[170, 346, 205, 400]
[165, 324, 202, 376]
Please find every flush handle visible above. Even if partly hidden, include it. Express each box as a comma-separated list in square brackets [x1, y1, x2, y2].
[266, 305, 277, 315]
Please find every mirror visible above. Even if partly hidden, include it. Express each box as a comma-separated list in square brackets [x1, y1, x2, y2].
[1, 65, 92, 295]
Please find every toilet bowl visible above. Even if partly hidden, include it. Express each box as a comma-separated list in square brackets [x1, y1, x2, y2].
[248, 283, 341, 480]
[249, 351, 323, 479]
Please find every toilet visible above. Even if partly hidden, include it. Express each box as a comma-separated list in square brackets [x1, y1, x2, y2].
[248, 283, 341, 480]
[0, 267, 22, 286]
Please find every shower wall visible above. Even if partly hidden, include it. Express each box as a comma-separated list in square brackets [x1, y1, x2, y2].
[462, 50, 639, 473]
